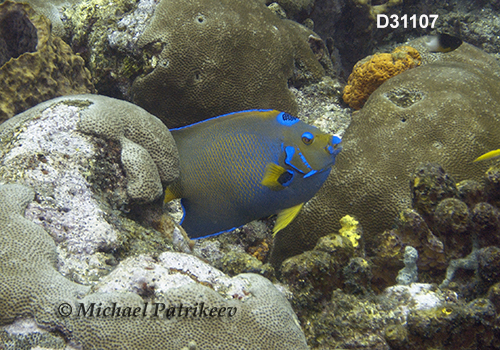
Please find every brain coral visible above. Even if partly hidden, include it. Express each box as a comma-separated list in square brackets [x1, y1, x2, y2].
[343, 45, 421, 110]
[131, 0, 328, 127]
[0, 94, 179, 203]
[270, 37, 500, 267]
[0, 1, 94, 123]
[0, 183, 308, 349]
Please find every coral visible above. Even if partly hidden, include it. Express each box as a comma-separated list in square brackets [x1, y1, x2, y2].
[487, 282, 500, 313]
[440, 248, 480, 289]
[396, 246, 418, 285]
[339, 214, 362, 248]
[280, 231, 356, 310]
[273, 0, 315, 19]
[0, 95, 180, 282]
[2, 94, 179, 202]
[0, 1, 94, 122]
[131, 0, 329, 127]
[477, 246, 500, 285]
[434, 198, 470, 236]
[403, 298, 497, 349]
[411, 163, 459, 218]
[302, 283, 448, 349]
[484, 162, 500, 206]
[432, 198, 471, 260]
[270, 37, 500, 267]
[281, 250, 338, 311]
[342, 257, 372, 294]
[389, 209, 446, 275]
[63, 0, 148, 98]
[457, 179, 485, 208]
[0, 183, 309, 349]
[471, 202, 500, 247]
[12, 0, 82, 37]
[343, 45, 421, 110]
[220, 251, 274, 278]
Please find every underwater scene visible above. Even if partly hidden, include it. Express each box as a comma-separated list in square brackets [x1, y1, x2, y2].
[1, 0, 500, 348]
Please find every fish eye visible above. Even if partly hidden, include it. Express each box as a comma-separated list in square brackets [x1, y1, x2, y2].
[301, 132, 314, 145]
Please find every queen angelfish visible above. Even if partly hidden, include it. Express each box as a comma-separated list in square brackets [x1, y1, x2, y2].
[164, 109, 342, 239]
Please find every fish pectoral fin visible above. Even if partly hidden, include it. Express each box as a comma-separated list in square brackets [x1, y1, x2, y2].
[164, 186, 181, 203]
[261, 163, 287, 191]
[474, 149, 500, 162]
[273, 203, 304, 236]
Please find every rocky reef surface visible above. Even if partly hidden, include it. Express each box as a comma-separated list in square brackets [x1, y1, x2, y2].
[1, 0, 500, 349]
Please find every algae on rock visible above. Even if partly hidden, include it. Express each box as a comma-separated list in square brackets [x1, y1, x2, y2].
[0, 1, 94, 123]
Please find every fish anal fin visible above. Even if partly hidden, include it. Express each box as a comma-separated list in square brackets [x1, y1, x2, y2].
[261, 163, 287, 191]
[273, 203, 304, 236]
[474, 149, 500, 162]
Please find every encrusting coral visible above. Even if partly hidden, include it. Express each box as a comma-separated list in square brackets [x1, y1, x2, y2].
[343, 45, 422, 110]
[0, 1, 94, 123]
[131, 0, 329, 127]
[270, 36, 500, 268]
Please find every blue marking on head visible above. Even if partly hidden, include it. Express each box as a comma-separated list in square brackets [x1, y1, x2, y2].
[301, 132, 314, 144]
[170, 109, 274, 131]
[303, 169, 317, 178]
[332, 135, 342, 144]
[298, 151, 313, 171]
[284, 146, 304, 173]
[327, 135, 342, 156]
[276, 112, 300, 126]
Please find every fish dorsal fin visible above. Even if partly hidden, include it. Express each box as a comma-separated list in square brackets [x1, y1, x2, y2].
[273, 202, 304, 236]
[164, 186, 181, 203]
[261, 163, 288, 191]
[474, 149, 500, 162]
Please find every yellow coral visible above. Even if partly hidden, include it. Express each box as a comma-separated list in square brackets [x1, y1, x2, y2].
[339, 215, 361, 247]
[343, 46, 421, 110]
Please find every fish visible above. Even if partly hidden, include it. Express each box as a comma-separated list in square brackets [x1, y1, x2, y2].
[164, 109, 342, 239]
[425, 33, 463, 53]
[474, 149, 500, 162]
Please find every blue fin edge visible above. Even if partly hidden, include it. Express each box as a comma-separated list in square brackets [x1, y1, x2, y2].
[171, 109, 274, 131]
[190, 226, 239, 240]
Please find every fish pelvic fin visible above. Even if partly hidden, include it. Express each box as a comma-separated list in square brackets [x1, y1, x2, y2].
[474, 149, 500, 162]
[273, 202, 304, 236]
[261, 163, 288, 191]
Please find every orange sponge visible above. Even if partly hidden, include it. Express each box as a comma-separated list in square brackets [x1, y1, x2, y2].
[343, 46, 421, 110]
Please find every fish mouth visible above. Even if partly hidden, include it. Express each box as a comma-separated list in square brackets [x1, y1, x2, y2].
[326, 135, 342, 157]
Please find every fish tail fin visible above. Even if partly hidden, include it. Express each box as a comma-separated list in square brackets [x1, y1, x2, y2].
[164, 185, 181, 203]
[273, 202, 304, 236]
[474, 149, 500, 162]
